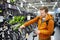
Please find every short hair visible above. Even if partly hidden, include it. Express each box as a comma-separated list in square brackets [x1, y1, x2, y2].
[40, 6, 48, 13]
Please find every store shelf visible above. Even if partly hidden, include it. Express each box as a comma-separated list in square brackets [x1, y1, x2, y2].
[7, 4, 18, 11]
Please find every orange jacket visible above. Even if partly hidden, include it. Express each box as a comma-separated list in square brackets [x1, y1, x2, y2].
[23, 14, 54, 39]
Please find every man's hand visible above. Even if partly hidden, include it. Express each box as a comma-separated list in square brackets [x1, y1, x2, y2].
[35, 30, 40, 35]
[20, 25, 25, 29]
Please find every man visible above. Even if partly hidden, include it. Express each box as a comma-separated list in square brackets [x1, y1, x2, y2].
[20, 6, 54, 40]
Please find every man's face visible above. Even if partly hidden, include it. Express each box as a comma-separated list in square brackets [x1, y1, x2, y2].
[40, 9, 46, 17]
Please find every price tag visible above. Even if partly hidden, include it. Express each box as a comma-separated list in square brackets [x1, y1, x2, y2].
[27, 16, 30, 20]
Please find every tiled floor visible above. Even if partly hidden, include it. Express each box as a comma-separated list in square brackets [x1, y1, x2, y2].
[27, 27, 60, 40]
[53, 27, 60, 40]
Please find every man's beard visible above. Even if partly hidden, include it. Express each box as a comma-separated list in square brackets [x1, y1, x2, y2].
[41, 14, 46, 18]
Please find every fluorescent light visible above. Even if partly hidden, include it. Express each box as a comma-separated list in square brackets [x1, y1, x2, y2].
[52, 2, 57, 9]
[23, 0, 26, 2]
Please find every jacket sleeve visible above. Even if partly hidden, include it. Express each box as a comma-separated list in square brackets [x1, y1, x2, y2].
[40, 19, 54, 35]
[23, 16, 39, 27]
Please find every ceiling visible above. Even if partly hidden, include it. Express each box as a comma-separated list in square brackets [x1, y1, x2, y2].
[16, 0, 59, 9]
[7, 0, 60, 13]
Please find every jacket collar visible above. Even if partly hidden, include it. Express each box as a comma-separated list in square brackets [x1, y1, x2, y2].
[39, 14, 53, 21]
